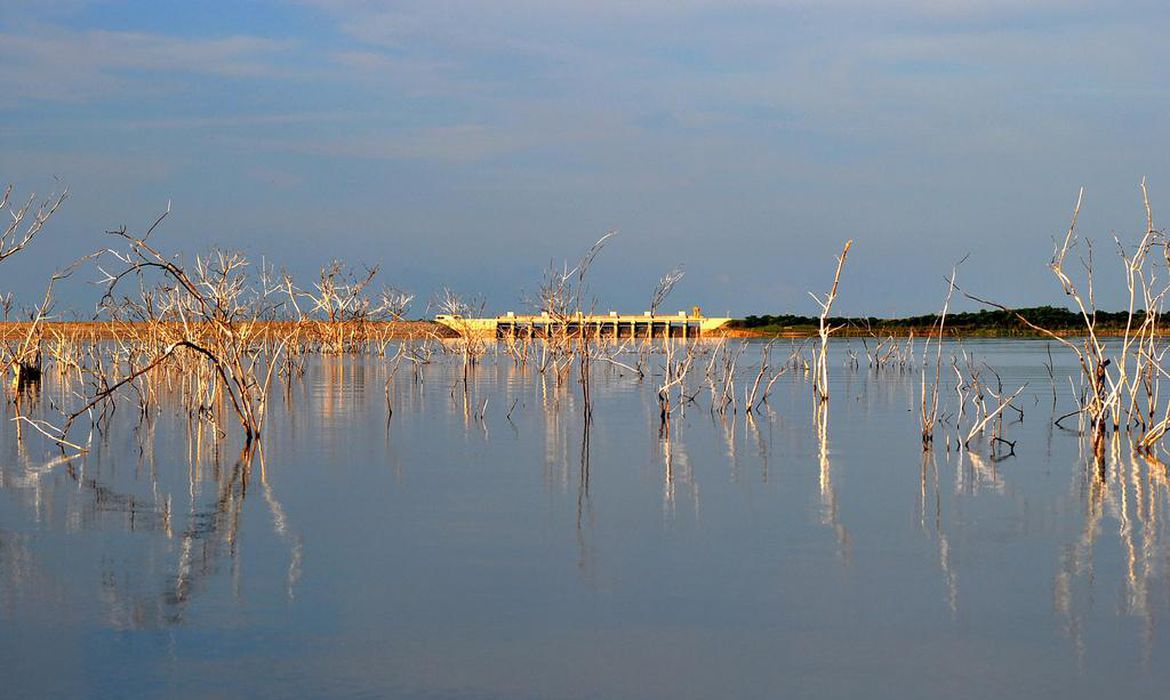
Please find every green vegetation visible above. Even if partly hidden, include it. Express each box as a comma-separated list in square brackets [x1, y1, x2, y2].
[731, 305, 1139, 336]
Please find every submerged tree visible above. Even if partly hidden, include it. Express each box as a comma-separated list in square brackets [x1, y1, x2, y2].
[1, 183, 68, 392]
[1, 184, 66, 264]
[649, 264, 685, 316]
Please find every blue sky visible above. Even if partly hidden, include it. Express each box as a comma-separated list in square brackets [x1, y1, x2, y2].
[3, 0, 1169, 317]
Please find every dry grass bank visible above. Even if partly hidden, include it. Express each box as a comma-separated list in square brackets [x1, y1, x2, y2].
[0, 320, 457, 342]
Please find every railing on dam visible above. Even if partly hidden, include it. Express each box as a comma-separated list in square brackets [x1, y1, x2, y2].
[434, 312, 731, 339]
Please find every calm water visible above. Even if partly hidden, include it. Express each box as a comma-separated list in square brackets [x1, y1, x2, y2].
[2, 339, 1169, 699]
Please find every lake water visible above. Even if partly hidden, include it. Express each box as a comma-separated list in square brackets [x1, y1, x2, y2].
[3, 339, 1169, 699]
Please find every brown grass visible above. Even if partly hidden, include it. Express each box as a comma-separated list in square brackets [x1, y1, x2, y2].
[0, 320, 457, 342]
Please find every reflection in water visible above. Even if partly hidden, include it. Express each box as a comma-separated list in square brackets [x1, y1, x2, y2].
[542, 374, 575, 492]
[576, 416, 595, 583]
[816, 407, 851, 566]
[957, 449, 1005, 494]
[1054, 433, 1170, 667]
[317, 355, 367, 423]
[112, 445, 259, 628]
[660, 427, 698, 522]
[6, 341, 1170, 697]
[0, 531, 52, 619]
[719, 412, 737, 482]
[744, 411, 771, 483]
[262, 460, 304, 602]
[1, 395, 302, 630]
[920, 451, 958, 616]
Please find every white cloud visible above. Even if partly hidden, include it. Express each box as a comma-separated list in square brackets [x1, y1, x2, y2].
[5, 0, 1170, 311]
[297, 0, 1150, 35]
[0, 26, 296, 104]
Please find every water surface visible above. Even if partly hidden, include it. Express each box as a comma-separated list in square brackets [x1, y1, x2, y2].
[2, 339, 1168, 698]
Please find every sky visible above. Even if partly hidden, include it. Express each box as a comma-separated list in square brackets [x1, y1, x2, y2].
[2, 0, 1170, 318]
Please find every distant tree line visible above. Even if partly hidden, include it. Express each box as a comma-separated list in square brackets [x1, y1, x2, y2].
[731, 305, 1138, 333]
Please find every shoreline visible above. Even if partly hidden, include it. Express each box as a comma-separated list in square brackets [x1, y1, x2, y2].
[0, 319, 1140, 341]
[712, 325, 1139, 339]
[0, 320, 458, 341]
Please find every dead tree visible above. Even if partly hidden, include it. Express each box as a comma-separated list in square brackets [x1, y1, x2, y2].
[811, 240, 853, 405]
[81, 206, 290, 444]
[650, 264, 685, 316]
[1, 184, 67, 264]
[1, 183, 69, 393]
